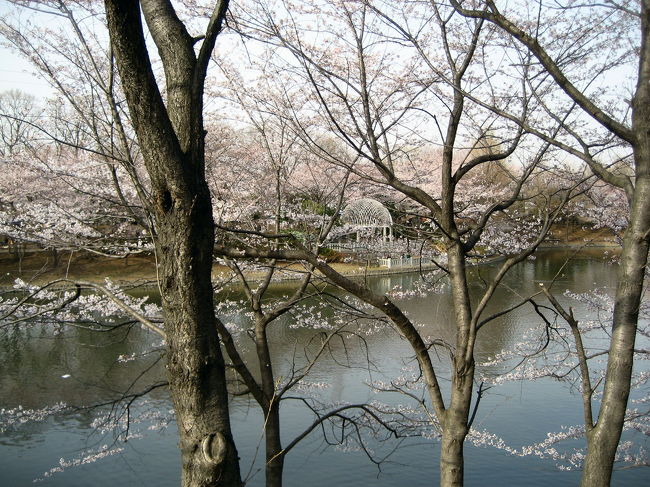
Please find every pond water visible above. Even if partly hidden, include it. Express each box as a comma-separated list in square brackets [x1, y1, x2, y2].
[1, 249, 648, 486]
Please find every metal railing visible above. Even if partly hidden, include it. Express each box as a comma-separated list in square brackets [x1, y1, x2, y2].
[377, 256, 432, 269]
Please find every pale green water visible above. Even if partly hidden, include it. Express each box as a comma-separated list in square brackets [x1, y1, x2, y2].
[1, 250, 648, 486]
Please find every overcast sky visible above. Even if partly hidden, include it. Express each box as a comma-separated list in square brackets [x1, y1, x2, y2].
[0, 50, 52, 97]
[0, 3, 54, 99]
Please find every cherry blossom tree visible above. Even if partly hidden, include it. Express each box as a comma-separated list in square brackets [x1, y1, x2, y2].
[1, 2, 642, 487]
[449, 2, 649, 485]
[203, 77, 386, 487]
[101, 0, 248, 484]
[0, 89, 42, 155]
[2, 4, 387, 487]
[218, 2, 588, 485]
[0, 147, 147, 260]
[1, 0, 152, 234]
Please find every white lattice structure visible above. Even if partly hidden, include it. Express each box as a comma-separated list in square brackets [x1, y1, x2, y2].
[341, 198, 393, 242]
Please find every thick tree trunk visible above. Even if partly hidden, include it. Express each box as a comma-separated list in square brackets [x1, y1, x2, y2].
[581, 6, 650, 484]
[580, 176, 650, 486]
[440, 432, 464, 487]
[104, 1, 242, 486]
[157, 189, 242, 487]
[439, 246, 475, 487]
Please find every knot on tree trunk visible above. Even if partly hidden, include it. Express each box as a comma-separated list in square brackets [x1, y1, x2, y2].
[156, 189, 173, 213]
[200, 431, 227, 466]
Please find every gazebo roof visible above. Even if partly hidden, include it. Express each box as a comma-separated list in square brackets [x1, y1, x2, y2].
[341, 198, 392, 227]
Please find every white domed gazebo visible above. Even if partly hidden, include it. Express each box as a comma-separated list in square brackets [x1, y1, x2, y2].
[341, 198, 393, 242]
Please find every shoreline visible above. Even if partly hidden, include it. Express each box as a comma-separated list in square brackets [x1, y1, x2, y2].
[0, 241, 619, 291]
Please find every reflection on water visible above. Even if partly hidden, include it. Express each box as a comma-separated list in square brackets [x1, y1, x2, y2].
[1, 250, 648, 486]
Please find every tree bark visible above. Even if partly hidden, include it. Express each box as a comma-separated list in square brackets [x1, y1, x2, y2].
[440, 392, 470, 487]
[264, 401, 284, 487]
[581, 5, 650, 481]
[156, 189, 241, 487]
[580, 177, 650, 485]
[440, 359, 474, 487]
[254, 315, 285, 487]
[439, 245, 474, 487]
[104, 1, 241, 486]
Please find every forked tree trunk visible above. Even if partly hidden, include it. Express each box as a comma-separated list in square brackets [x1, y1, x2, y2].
[105, 1, 242, 485]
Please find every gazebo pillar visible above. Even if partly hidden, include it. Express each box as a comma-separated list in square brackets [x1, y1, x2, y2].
[340, 198, 394, 247]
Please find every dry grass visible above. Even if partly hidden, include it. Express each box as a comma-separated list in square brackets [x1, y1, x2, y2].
[0, 250, 159, 287]
[0, 249, 377, 288]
